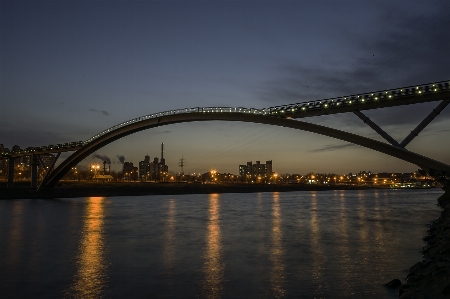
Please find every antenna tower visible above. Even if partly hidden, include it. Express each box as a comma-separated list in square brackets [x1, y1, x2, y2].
[178, 156, 186, 175]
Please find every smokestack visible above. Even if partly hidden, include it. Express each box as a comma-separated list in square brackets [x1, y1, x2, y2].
[161, 143, 164, 160]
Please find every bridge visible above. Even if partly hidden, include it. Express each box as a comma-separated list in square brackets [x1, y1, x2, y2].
[1, 80, 449, 193]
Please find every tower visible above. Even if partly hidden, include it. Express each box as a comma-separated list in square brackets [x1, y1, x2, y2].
[179, 156, 186, 175]
[160, 143, 165, 165]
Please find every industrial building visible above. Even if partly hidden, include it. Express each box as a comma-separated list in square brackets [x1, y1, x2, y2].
[138, 143, 169, 182]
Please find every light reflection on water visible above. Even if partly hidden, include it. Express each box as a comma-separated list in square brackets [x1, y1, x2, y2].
[66, 197, 107, 298]
[310, 191, 326, 296]
[1, 202, 26, 295]
[337, 191, 352, 296]
[202, 193, 224, 299]
[0, 189, 444, 298]
[357, 193, 371, 292]
[164, 198, 176, 273]
[269, 192, 286, 298]
[4, 203, 24, 274]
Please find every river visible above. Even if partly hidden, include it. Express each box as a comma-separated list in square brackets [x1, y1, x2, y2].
[0, 189, 443, 298]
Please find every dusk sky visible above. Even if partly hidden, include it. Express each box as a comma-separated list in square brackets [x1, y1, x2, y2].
[1, 0, 449, 175]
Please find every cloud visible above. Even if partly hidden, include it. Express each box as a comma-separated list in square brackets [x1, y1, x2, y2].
[310, 143, 356, 153]
[92, 153, 111, 165]
[256, 1, 450, 128]
[437, 128, 450, 133]
[89, 108, 110, 116]
[0, 123, 79, 148]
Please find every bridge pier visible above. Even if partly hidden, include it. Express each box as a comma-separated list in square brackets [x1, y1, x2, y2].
[30, 154, 38, 190]
[7, 157, 15, 188]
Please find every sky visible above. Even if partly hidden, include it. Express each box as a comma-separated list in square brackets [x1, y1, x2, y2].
[1, 0, 449, 175]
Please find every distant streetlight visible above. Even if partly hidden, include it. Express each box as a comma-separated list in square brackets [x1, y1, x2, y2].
[90, 164, 100, 181]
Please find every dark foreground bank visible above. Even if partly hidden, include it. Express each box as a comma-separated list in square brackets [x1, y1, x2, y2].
[0, 181, 372, 199]
[398, 192, 450, 299]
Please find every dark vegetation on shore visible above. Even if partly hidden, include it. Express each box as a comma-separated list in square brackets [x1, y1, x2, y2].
[0, 181, 372, 200]
[396, 192, 450, 299]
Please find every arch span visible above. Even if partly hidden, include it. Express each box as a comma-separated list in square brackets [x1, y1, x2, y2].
[40, 112, 450, 189]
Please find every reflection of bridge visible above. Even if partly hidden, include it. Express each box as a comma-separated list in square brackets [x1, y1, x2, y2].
[1, 81, 449, 191]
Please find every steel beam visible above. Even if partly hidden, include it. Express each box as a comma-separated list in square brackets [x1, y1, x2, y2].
[400, 99, 450, 148]
[7, 157, 15, 188]
[38, 153, 60, 190]
[353, 110, 401, 147]
[40, 113, 450, 188]
[36, 154, 46, 168]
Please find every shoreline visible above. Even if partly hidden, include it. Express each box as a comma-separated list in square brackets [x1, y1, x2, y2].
[0, 181, 378, 200]
[398, 191, 450, 298]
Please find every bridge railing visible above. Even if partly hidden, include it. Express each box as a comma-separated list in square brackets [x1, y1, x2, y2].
[267, 81, 450, 116]
[0, 141, 86, 158]
[84, 106, 268, 144]
[2, 80, 449, 157]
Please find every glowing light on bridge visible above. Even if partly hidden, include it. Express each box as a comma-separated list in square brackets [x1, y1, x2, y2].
[2, 80, 449, 160]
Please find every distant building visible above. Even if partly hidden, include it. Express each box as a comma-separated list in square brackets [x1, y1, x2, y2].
[93, 174, 113, 182]
[252, 161, 267, 178]
[0, 159, 7, 178]
[266, 160, 272, 176]
[239, 160, 273, 181]
[19, 156, 30, 166]
[123, 162, 138, 181]
[138, 143, 169, 182]
[239, 161, 254, 178]
[0, 145, 6, 177]
[139, 155, 151, 181]
[39, 154, 56, 169]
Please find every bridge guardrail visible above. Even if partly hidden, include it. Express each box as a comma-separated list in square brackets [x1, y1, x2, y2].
[1, 80, 449, 157]
[267, 81, 449, 116]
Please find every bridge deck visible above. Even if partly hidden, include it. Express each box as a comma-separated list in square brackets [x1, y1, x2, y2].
[269, 82, 450, 118]
[1, 80, 449, 158]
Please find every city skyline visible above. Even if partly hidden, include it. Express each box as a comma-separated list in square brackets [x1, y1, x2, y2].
[1, 1, 449, 175]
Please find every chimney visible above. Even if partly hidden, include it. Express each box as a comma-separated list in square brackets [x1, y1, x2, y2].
[161, 143, 164, 160]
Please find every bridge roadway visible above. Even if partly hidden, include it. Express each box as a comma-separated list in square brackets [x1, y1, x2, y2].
[0, 80, 449, 190]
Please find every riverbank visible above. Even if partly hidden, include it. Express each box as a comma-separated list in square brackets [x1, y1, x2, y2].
[399, 191, 450, 298]
[0, 181, 374, 199]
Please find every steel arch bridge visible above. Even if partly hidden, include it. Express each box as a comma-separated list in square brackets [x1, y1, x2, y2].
[1, 80, 450, 191]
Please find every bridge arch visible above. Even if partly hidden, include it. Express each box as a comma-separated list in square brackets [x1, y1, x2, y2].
[40, 111, 450, 188]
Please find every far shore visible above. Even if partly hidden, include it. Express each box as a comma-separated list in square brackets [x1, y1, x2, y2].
[0, 181, 434, 200]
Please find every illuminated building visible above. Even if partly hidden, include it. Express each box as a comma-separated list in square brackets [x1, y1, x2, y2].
[239, 160, 273, 181]
[139, 143, 169, 182]
[139, 155, 151, 181]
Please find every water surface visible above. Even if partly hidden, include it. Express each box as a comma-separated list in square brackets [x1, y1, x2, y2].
[0, 189, 442, 298]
